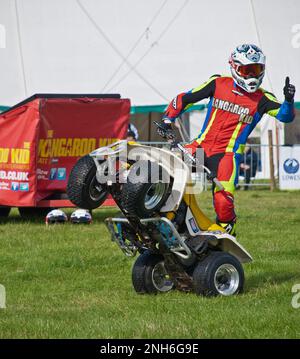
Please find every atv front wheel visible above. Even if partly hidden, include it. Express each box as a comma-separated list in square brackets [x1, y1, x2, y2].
[132, 251, 174, 294]
[121, 160, 171, 218]
[67, 155, 108, 209]
[193, 252, 244, 296]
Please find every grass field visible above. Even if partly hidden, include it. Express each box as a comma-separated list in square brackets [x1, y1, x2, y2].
[0, 190, 299, 339]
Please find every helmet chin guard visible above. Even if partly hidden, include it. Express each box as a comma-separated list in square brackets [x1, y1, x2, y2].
[230, 68, 263, 93]
[229, 44, 266, 93]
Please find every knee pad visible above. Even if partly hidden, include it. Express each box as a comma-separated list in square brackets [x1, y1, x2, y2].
[213, 190, 236, 223]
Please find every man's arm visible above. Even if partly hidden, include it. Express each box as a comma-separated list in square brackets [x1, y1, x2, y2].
[258, 77, 296, 123]
[163, 75, 219, 122]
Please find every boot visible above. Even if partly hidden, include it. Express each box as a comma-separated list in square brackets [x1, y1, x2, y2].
[217, 220, 237, 237]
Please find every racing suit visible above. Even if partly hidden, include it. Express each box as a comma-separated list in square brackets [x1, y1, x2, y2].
[163, 75, 295, 232]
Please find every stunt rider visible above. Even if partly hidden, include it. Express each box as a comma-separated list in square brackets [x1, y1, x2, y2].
[158, 44, 295, 235]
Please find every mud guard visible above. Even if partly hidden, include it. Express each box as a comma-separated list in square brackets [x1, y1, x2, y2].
[198, 232, 253, 263]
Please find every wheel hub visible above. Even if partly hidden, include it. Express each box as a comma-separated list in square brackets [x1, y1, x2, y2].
[145, 182, 167, 210]
[89, 176, 105, 201]
[213, 263, 240, 295]
[151, 262, 174, 292]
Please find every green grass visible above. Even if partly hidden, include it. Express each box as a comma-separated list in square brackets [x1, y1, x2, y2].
[0, 190, 300, 339]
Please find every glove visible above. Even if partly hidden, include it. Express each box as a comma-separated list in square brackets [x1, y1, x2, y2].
[157, 120, 174, 139]
[184, 140, 200, 156]
[283, 76, 296, 103]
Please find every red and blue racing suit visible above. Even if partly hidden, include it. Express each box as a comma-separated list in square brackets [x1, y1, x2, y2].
[163, 75, 295, 228]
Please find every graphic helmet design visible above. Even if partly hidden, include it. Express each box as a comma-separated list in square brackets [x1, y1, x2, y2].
[70, 209, 92, 224]
[229, 44, 266, 93]
[45, 209, 68, 225]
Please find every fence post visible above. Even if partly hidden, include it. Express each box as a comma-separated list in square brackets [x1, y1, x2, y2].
[268, 130, 276, 191]
[275, 126, 280, 179]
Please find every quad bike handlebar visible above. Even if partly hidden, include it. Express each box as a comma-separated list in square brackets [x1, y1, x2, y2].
[154, 121, 224, 191]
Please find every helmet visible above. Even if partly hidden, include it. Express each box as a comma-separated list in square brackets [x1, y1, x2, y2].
[127, 123, 139, 140]
[127, 130, 136, 141]
[70, 209, 92, 224]
[229, 44, 265, 93]
[45, 209, 68, 225]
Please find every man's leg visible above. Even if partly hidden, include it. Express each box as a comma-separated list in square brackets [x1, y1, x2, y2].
[212, 153, 239, 236]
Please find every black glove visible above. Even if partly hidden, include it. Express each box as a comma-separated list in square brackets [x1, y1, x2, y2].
[283, 76, 296, 103]
[156, 120, 174, 139]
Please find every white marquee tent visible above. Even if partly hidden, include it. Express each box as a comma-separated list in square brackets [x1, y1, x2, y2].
[1, 0, 299, 104]
[0, 0, 299, 158]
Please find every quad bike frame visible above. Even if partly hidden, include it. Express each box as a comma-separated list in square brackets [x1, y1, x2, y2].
[85, 140, 252, 295]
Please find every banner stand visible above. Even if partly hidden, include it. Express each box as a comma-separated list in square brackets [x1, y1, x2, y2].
[279, 146, 300, 190]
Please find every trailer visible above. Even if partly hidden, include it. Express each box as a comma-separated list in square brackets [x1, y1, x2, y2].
[0, 94, 129, 217]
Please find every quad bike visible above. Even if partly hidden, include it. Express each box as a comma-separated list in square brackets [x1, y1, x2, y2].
[67, 124, 252, 297]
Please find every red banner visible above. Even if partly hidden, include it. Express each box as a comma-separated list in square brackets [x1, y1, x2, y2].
[0, 99, 40, 206]
[0, 95, 130, 207]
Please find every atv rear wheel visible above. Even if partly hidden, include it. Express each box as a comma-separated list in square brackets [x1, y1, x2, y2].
[67, 155, 108, 209]
[193, 252, 244, 296]
[121, 160, 170, 218]
[132, 250, 174, 294]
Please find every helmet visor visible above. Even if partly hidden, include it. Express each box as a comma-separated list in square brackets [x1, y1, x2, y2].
[236, 64, 265, 79]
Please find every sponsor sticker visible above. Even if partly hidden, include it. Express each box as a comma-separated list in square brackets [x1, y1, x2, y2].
[11, 182, 19, 191]
[57, 168, 66, 180]
[49, 168, 57, 180]
[189, 217, 199, 233]
[20, 183, 29, 191]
